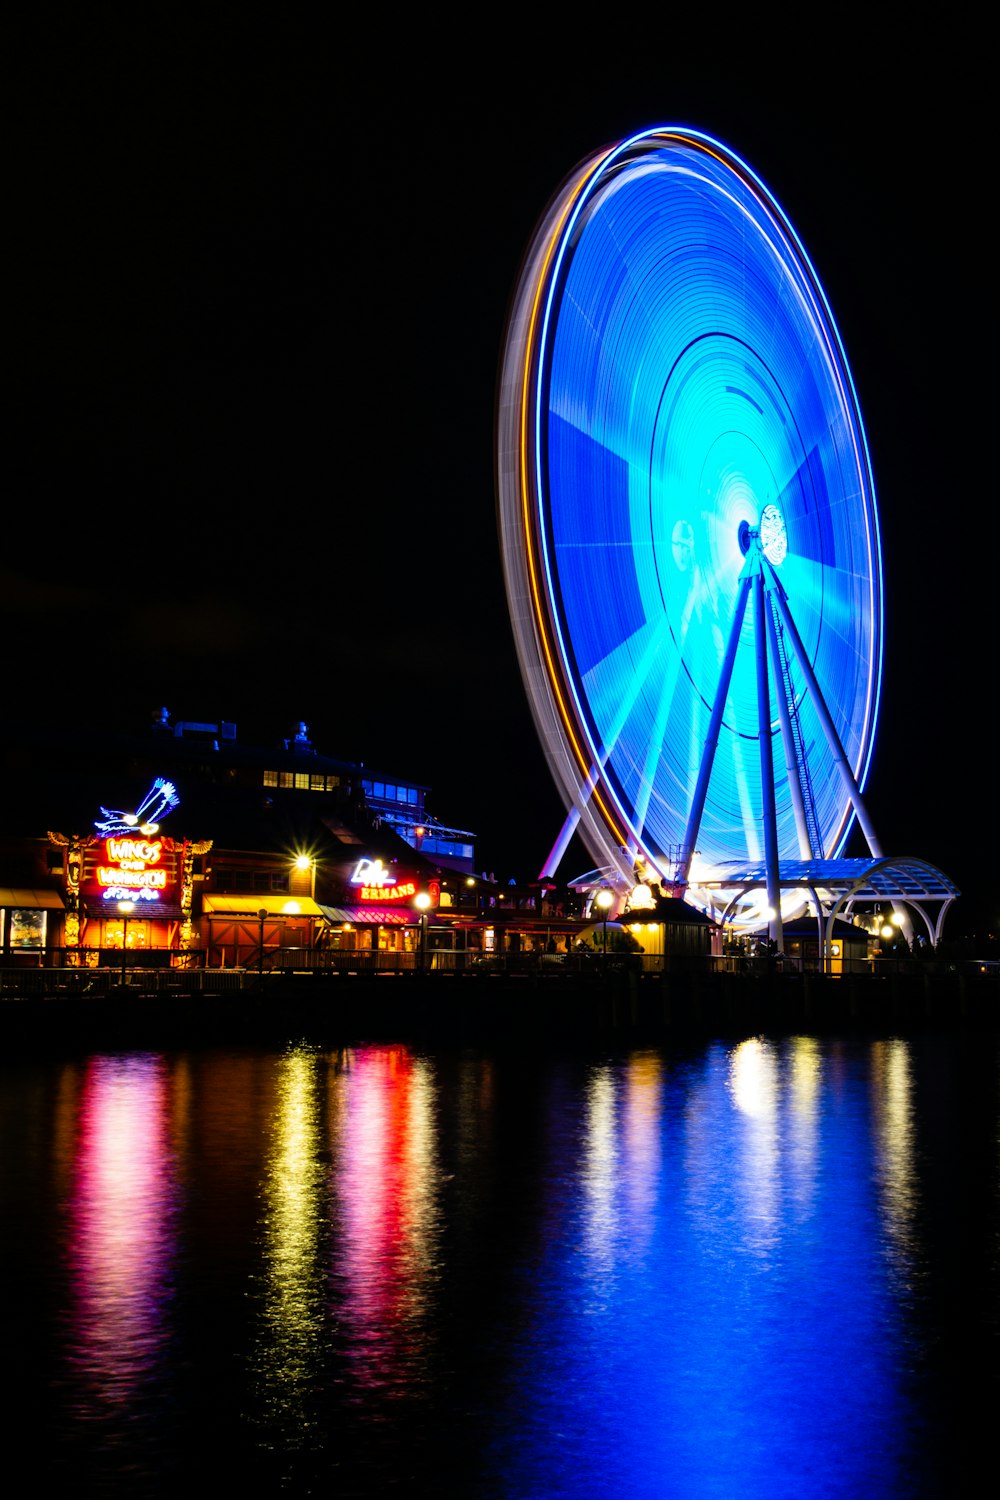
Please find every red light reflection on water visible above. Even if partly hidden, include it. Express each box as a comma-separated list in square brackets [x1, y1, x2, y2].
[64, 1054, 177, 1408]
[330, 1045, 441, 1391]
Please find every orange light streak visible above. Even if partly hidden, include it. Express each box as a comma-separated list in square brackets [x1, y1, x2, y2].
[517, 144, 641, 853]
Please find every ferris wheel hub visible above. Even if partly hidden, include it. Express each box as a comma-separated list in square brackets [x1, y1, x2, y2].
[738, 503, 787, 564]
[759, 504, 788, 565]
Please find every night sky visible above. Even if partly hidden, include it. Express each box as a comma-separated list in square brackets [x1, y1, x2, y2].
[8, 24, 993, 933]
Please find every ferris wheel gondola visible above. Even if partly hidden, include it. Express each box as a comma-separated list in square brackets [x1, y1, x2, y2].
[496, 127, 885, 937]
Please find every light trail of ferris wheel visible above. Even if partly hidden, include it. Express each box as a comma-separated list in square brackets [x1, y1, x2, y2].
[496, 126, 884, 917]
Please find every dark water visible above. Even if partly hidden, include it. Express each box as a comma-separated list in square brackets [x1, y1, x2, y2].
[1, 1028, 996, 1497]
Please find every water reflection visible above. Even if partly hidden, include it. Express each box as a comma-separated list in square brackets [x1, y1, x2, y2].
[619, 1051, 662, 1256]
[870, 1039, 919, 1282]
[64, 1054, 178, 1419]
[251, 1046, 326, 1450]
[727, 1035, 781, 1252]
[490, 1037, 919, 1499]
[329, 1045, 442, 1393]
[2, 1029, 990, 1497]
[787, 1035, 821, 1218]
[581, 1064, 619, 1286]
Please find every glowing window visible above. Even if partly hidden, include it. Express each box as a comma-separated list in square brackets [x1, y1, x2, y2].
[9, 909, 46, 948]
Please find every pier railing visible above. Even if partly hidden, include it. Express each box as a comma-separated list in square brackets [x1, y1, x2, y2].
[1, 949, 997, 997]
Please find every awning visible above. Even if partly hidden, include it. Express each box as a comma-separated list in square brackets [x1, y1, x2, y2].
[84, 899, 185, 919]
[318, 904, 417, 927]
[0, 888, 65, 909]
[202, 895, 324, 917]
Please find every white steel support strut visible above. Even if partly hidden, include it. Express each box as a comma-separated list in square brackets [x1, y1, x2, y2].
[676, 569, 754, 886]
[763, 589, 815, 858]
[762, 557, 883, 860]
[753, 569, 783, 952]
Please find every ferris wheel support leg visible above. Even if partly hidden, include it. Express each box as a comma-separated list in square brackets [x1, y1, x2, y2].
[754, 573, 783, 953]
[764, 591, 814, 858]
[676, 573, 753, 886]
[768, 568, 884, 860]
[540, 804, 583, 880]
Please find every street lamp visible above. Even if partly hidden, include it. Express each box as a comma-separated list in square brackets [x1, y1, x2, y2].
[118, 899, 135, 986]
[595, 888, 614, 957]
[292, 854, 316, 959]
[414, 891, 432, 972]
[258, 908, 268, 985]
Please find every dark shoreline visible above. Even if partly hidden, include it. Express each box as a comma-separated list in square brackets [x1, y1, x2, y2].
[2, 969, 997, 1053]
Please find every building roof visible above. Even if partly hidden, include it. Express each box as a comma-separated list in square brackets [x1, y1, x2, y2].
[84, 898, 185, 919]
[700, 857, 960, 901]
[780, 914, 869, 940]
[0, 712, 458, 882]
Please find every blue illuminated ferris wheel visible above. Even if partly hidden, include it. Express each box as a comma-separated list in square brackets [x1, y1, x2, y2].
[496, 126, 886, 927]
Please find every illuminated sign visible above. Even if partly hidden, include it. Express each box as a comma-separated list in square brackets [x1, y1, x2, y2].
[94, 777, 179, 836]
[350, 857, 417, 903]
[627, 882, 656, 912]
[95, 836, 169, 903]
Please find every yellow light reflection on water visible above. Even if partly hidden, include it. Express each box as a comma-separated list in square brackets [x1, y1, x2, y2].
[787, 1036, 822, 1218]
[727, 1038, 780, 1253]
[582, 1064, 619, 1279]
[578, 1053, 664, 1284]
[256, 1047, 325, 1439]
[620, 1052, 663, 1252]
[870, 1039, 918, 1273]
[728, 1036, 777, 1120]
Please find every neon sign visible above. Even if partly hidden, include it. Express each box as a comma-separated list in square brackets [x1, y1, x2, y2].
[106, 838, 163, 865]
[94, 778, 179, 836]
[96, 836, 168, 903]
[350, 858, 417, 903]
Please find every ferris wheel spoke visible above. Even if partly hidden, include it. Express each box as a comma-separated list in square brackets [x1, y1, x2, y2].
[578, 611, 676, 776]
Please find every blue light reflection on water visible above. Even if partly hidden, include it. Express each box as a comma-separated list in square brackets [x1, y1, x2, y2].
[0, 1031, 995, 1496]
[486, 1039, 915, 1498]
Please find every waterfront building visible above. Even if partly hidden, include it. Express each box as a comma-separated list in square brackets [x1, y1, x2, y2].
[0, 709, 487, 969]
[0, 710, 765, 978]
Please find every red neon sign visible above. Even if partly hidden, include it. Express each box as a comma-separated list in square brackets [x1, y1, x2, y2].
[93, 836, 172, 902]
[350, 858, 417, 903]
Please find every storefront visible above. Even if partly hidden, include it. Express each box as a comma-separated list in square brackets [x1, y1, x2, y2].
[44, 774, 212, 963]
[781, 916, 869, 975]
[67, 831, 206, 962]
[317, 855, 432, 956]
[0, 888, 66, 962]
[201, 894, 325, 969]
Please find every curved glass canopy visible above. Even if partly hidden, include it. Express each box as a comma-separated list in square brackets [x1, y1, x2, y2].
[496, 127, 883, 886]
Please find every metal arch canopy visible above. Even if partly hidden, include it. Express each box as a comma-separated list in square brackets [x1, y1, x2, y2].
[496, 126, 884, 889]
[705, 855, 961, 949]
[705, 856, 962, 901]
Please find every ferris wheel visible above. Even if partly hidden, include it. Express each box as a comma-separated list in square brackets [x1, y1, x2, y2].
[496, 126, 885, 935]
